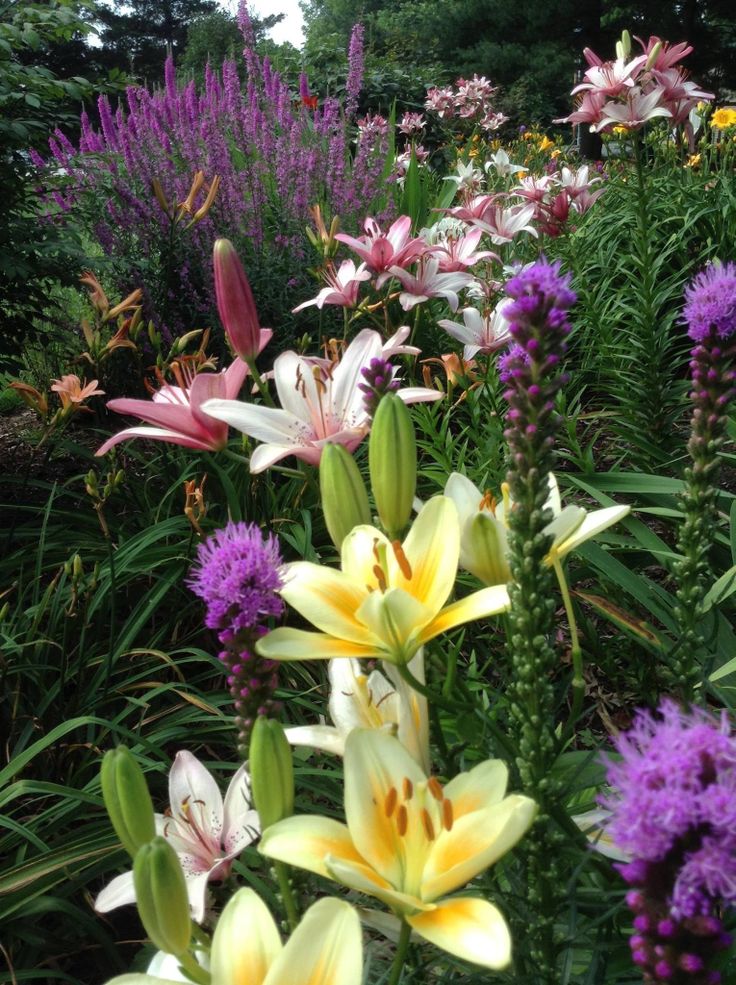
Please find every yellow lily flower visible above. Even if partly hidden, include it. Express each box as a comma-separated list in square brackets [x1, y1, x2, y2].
[257, 496, 509, 667]
[104, 889, 362, 985]
[260, 729, 537, 970]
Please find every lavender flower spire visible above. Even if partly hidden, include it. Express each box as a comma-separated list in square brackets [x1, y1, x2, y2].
[188, 521, 284, 757]
[345, 23, 365, 119]
[671, 262, 736, 697]
[603, 700, 736, 984]
[501, 257, 576, 981]
[358, 356, 401, 417]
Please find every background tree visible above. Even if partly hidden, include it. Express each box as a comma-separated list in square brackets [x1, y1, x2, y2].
[181, 8, 285, 84]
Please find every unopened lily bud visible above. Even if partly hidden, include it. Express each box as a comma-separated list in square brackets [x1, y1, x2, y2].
[213, 238, 261, 360]
[616, 29, 631, 61]
[249, 717, 294, 829]
[174, 329, 203, 354]
[645, 40, 662, 70]
[191, 175, 221, 223]
[133, 837, 191, 956]
[151, 178, 173, 218]
[369, 394, 417, 540]
[100, 746, 156, 858]
[72, 554, 83, 579]
[106, 288, 143, 323]
[320, 443, 371, 551]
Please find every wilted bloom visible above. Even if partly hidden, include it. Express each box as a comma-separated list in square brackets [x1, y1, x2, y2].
[285, 654, 430, 771]
[292, 259, 371, 311]
[256, 495, 509, 667]
[96, 752, 260, 922]
[438, 298, 513, 359]
[202, 329, 440, 472]
[683, 261, 736, 342]
[261, 728, 536, 969]
[213, 238, 266, 360]
[51, 374, 104, 411]
[96, 359, 250, 455]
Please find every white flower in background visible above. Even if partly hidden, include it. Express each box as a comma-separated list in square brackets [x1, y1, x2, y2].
[485, 148, 528, 178]
[438, 298, 514, 360]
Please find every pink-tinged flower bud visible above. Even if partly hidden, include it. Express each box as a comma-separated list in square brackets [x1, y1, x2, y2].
[213, 238, 261, 360]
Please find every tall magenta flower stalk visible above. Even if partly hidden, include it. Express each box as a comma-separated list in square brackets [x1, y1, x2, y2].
[344, 23, 365, 119]
[188, 522, 285, 757]
[603, 701, 735, 984]
[671, 262, 736, 696]
[500, 258, 576, 981]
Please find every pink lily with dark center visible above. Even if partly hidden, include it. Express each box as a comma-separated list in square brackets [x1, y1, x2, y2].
[335, 216, 428, 286]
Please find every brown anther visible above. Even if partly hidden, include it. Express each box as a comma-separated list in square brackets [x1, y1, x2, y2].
[385, 786, 398, 818]
[442, 798, 454, 832]
[372, 564, 388, 592]
[421, 808, 436, 841]
[479, 490, 497, 514]
[402, 777, 414, 801]
[427, 776, 444, 801]
[392, 540, 413, 579]
[396, 804, 408, 836]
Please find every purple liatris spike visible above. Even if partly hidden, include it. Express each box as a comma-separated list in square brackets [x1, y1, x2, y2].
[683, 261, 736, 342]
[189, 522, 284, 753]
[358, 356, 401, 417]
[601, 700, 736, 983]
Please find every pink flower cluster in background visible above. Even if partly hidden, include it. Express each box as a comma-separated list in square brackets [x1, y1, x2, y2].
[425, 75, 508, 132]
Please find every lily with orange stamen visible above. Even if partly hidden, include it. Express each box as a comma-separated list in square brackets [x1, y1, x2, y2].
[260, 728, 536, 969]
[256, 495, 510, 668]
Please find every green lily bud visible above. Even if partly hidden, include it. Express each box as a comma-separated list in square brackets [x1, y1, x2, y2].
[616, 29, 631, 61]
[645, 39, 662, 70]
[463, 513, 511, 586]
[100, 746, 156, 858]
[133, 837, 191, 956]
[249, 717, 294, 829]
[369, 394, 416, 540]
[320, 443, 371, 551]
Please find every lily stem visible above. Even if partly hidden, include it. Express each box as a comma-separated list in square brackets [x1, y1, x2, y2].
[177, 949, 210, 985]
[244, 354, 275, 407]
[275, 860, 299, 932]
[554, 559, 585, 739]
[396, 660, 465, 714]
[387, 919, 412, 985]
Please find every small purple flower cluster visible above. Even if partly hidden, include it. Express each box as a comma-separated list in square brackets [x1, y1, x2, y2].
[188, 522, 285, 753]
[359, 357, 401, 417]
[683, 262, 736, 343]
[603, 701, 736, 983]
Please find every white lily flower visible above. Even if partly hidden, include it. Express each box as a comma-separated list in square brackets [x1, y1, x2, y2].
[485, 148, 528, 178]
[285, 652, 430, 772]
[95, 751, 260, 923]
[438, 298, 513, 360]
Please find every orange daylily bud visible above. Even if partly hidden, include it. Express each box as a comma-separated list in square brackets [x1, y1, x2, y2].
[105, 288, 143, 322]
[9, 381, 48, 416]
[151, 178, 174, 218]
[191, 175, 221, 223]
[179, 170, 205, 215]
[213, 238, 261, 360]
[80, 271, 110, 313]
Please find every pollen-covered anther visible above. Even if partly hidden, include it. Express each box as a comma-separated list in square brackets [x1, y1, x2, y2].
[479, 490, 497, 513]
[427, 776, 444, 801]
[421, 808, 436, 841]
[442, 797, 454, 832]
[402, 777, 414, 800]
[397, 804, 408, 836]
[372, 564, 388, 592]
[385, 786, 398, 818]
[392, 540, 413, 579]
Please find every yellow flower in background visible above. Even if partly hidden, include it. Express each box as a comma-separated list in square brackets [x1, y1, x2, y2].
[538, 136, 554, 152]
[468, 148, 479, 158]
[260, 729, 537, 970]
[550, 148, 562, 159]
[685, 153, 701, 169]
[612, 124, 629, 135]
[711, 107, 736, 129]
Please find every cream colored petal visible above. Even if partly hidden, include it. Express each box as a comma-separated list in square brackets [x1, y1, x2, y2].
[259, 815, 364, 880]
[444, 473, 483, 524]
[326, 856, 430, 916]
[553, 505, 630, 559]
[443, 760, 509, 818]
[343, 729, 426, 889]
[211, 888, 282, 985]
[395, 497, 459, 613]
[355, 588, 430, 664]
[104, 977, 185, 985]
[461, 513, 510, 586]
[418, 584, 510, 644]
[340, 525, 390, 587]
[422, 795, 537, 900]
[280, 563, 372, 643]
[384, 651, 430, 773]
[327, 659, 399, 734]
[407, 897, 511, 969]
[544, 504, 586, 548]
[544, 472, 562, 515]
[285, 724, 346, 756]
[257, 628, 380, 663]
[264, 898, 363, 985]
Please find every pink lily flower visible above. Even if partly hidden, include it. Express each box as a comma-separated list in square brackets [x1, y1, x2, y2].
[467, 203, 538, 245]
[557, 89, 608, 127]
[202, 329, 441, 472]
[430, 227, 498, 273]
[292, 259, 371, 312]
[445, 193, 499, 223]
[438, 298, 514, 360]
[96, 355, 258, 455]
[572, 55, 646, 99]
[512, 174, 557, 203]
[593, 87, 672, 131]
[95, 751, 260, 923]
[389, 257, 477, 312]
[636, 36, 693, 71]
[335, 216, 427, 285]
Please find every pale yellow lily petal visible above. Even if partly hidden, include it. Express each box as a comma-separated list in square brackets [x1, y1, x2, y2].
[285, 724, 346, 756]
[393, 497, 459, 613]
[341, 525, 390, 586]
[355, 588, 430, 663]
[104, 978, 184, 985]
[263, 898, 362, 985]
[544, 504, 586, 547]
[407, 897, 512, 969]
[422, 795, 537, 900]
[211, 888, 282, 985]
[383, 651, 430, 773]
[443, 760, 509, 818]
[418, 584, 510, 644]
[259, 815, 364, 880]
[553, 505, 631, 560]
[257, 628, 380, 662]
[325, 855, 430, 916]
[280, 563, 371, 643]
[462, 512, 510, 586]
[343, 729, 425, 889]
[544, 472, 562, 515]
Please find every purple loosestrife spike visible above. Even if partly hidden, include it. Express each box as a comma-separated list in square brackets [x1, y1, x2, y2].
[345, 23, 365, 119]
[189, 522, 284, 754]
[602, 700, 736, 984]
